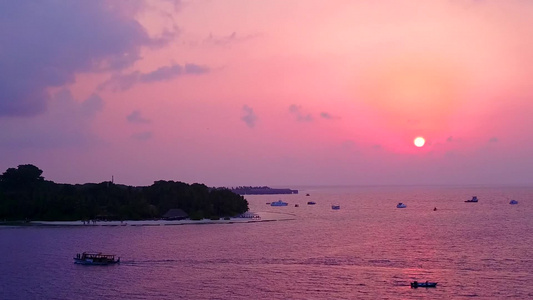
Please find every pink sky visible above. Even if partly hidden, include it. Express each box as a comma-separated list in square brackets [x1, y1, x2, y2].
[1, 0, 533, 186]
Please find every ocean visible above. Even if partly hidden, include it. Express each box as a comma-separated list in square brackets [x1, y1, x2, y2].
[1, 185, 532, 299]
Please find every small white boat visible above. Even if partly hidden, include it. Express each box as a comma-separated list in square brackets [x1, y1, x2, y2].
[509, 199, 518, 205]
[397, 203, 406, 208]
[270, 200, 288, 206]
[331, 205, 340, 210]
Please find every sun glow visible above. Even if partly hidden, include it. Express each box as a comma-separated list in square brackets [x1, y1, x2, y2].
[414, 137, 425, 147]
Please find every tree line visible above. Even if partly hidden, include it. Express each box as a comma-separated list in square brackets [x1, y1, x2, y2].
[0, 164, 249, 221]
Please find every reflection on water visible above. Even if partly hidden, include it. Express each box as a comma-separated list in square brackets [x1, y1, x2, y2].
[1, 186, 533, 299]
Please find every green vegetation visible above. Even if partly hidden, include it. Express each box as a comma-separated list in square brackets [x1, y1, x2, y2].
[0, 164, 248, 221]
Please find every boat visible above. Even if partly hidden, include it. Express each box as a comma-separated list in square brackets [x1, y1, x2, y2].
[509, 199, 518, 205]
[396, 203, 406, 208]
[74, 252, 120, 265]
[295, 204, 299, 207]
[331, 205, 340, 210]
[307, 201, 316, 205]
[411, 281, 437, 288]
[465, 196, 478, 203]
[306, 193, 310, 196]
[270, 200, 288, 206]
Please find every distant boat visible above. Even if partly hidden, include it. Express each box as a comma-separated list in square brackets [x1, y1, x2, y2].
[295, 204, 299, 207]
[411, 281, 437, 288]
[509, 199, 518, 205]
[397, 203, 406, 208]
[306, 193, 310, 196]
[270, 200, 288, 206]
[465, 196, 478, 203]
[307, 201, 316, 205]
[331, 205, 340, 210]
[74, 252, 120, 265]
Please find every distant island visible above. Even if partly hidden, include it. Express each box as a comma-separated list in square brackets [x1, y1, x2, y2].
[0, 164, 248, 222]
[231, 186, 298, 195]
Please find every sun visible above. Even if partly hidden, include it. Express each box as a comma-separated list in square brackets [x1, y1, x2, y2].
[414, 137, 425, 147]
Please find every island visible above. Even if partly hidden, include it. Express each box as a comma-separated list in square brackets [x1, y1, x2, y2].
[231, 186, 298, 195]
[0, 164, 248, 222]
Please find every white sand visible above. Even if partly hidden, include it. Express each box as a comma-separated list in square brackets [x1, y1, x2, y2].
[29, 211, 295, 226]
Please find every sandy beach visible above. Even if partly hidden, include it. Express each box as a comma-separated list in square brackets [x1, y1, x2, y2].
[19, 211, 295, 227]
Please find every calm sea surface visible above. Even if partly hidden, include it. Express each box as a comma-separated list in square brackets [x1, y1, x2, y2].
[1, 186, 532, 299]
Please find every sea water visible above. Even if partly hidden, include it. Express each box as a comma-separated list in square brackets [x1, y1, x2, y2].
[1, 185, 532, 299]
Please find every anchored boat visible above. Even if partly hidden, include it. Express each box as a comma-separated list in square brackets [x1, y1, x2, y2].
[74, 252, 120, 265]
[411, 281, 437, 288]
[270, 200, 288, 206]
[465, 196, 478, 203]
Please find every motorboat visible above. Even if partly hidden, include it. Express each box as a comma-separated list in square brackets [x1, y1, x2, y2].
[396, 203, 406, 208]
[465, 196, 478, 203]
[270, 200, 288, 206]
[411, 281, 437, 288]
[306, 193, 310, 196]
[74, 252, 120, 265]
[295, 204, 299, 207]
[509, 199, 518, 205]
[307, 201, 316, 205]
[331, 205, 340, 210]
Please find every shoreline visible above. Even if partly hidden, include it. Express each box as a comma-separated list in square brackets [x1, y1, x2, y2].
[0, 211, 295, 227]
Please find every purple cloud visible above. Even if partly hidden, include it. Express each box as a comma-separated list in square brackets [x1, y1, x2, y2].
[241, 105, 257, 128]
[204, 32, 262, 46]
[0, 89, 104, 149]
[127, 110, 151, 124]
[289, 104, 313, 122]
[132, 131, 153, 141]
[99, 63, 210, 91]
[0, 1, 170, 117]
[320, 112, 339, 120]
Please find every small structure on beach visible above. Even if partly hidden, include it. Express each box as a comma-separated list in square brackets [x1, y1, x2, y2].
[162, 209, 188, 220]
[239, 211, 261, 219]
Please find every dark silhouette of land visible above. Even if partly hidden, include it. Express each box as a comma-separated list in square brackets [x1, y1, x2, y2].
[231, 186, 298, 195]
[0, 164, 248, 222]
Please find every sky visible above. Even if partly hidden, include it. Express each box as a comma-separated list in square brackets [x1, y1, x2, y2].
[1, 0, 533, 187]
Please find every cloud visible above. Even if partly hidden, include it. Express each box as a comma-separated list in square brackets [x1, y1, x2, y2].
[289, 104, 313, 122]
[81, 94, 105, 117]
[0, 0, 173, 117]
[132, 131, 153, 141]
[241, 105, 257, 128]
[320, 112, 339, 120]
[127, 110, 151, 124]
[99, 63, 210, 91]
[0, 89, 104, 149]
[204, 32, 262, 46]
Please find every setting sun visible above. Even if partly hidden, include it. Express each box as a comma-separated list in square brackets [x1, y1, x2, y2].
[414, 137, 425, 147]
